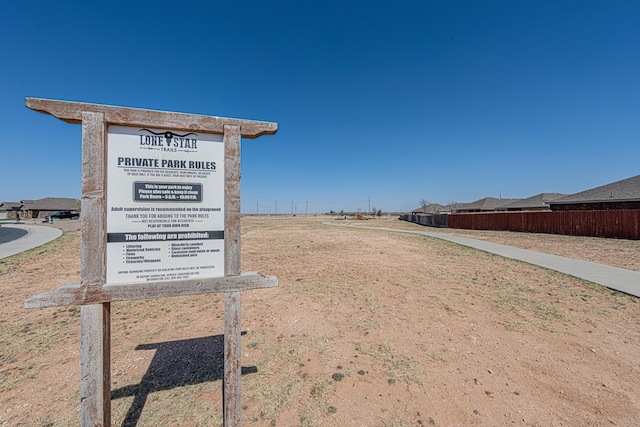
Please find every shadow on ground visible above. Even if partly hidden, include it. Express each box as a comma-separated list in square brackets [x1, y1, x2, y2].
[111, 333, 257, 427]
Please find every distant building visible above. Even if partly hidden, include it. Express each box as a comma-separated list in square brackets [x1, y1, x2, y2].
[456, 197, 521, 213]
[549, 175, 640, 211]
[497, 193, 566, 211]
[0, 198, 80, 220]
[0, 202, 22, 220]
[411, 203, 444, 214]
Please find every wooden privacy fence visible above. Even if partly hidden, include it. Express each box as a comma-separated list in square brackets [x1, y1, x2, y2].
[446, 210, 640, 240]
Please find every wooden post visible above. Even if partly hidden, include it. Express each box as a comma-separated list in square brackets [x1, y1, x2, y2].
[79, 112, 111, 426]
[80, 303, 111, 426]
[224, 125, 241, 275]
[224, 291, 242, 425]
[223, 124, 242, 426]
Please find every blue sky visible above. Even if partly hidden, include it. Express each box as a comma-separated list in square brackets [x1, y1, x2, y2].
[2, 1, 639, 214]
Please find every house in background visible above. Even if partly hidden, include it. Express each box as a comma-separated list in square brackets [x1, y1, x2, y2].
[456, 197, 521, 213]
[549, 175, 640, 211]
[403, 174, 640, 239]
[497, 193, 566, 211]
[0, 198, 80, 220]
[0, 202, 22, 220]
[411, 203, 444, 214]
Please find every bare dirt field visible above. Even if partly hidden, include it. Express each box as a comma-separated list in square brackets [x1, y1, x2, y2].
[1, 216, 639, 426]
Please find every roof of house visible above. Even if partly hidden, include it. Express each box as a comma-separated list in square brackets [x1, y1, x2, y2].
[499, 193, 566, 210]
[20, 197, 80, 211]
[549, 175, 640, 205]
[0, 201, 21, 209]
[411, 203, 444, 214]
[457, 197, 521, 211]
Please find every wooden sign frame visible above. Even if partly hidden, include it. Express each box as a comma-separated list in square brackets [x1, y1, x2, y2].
[23, 98, 278, 426]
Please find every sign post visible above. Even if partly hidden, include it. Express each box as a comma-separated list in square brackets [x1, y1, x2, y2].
[23, 98, 278, 426]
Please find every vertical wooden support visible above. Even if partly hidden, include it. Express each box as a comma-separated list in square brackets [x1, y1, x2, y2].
[224, 291, 242, 425]
[79, 112, 111, 426]
[80, 303, 111, 426]
[223, 125, 242, 426]
[224, 124, 241, 275]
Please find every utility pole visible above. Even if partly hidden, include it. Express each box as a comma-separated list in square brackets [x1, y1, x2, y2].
[291, 199, 293, 216]
[275, 200, 277, 215]
[368, 196, 371, 216]
[256, 200, 259, 216]
[305, 198, 308, 216]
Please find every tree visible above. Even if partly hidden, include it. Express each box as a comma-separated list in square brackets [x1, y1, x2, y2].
[447, 200, 460, 213]
[419, 199, 430, 214]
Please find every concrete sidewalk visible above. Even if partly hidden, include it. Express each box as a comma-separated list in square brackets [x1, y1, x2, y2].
[0, 223, 62, 259]
[325, 222, 640, 298]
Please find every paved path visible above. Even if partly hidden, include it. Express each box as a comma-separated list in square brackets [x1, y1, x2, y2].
[325, 222, 640, 298]
[0, 223, 62, 259]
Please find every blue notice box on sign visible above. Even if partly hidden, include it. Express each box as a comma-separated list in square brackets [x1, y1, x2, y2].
[133, 182, 203, 202]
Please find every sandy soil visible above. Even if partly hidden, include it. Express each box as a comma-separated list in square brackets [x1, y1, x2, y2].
[339, 217, 640, 272]
[1, 216, 639, 426]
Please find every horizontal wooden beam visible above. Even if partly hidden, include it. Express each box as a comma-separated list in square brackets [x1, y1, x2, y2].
[24, 272, 277, 308]
[25, 97, 278, 138]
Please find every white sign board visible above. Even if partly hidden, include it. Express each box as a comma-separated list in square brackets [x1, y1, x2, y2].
[106, 125, 225, 284]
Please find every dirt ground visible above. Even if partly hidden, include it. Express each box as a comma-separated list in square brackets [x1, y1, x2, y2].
[1, 216, 639, 426]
